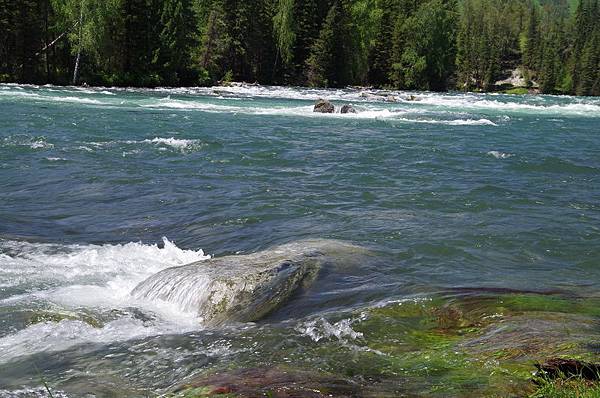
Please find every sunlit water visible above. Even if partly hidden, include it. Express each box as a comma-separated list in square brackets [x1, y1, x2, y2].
[0, 84, 599, 396]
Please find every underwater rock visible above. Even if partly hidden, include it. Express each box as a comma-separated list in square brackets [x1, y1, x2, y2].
[386, 95, 398, 102]
[340, 104, 357, 114]
[314, 99, 335, 113]
[131, 239, 365, 325]
[172, 366, 361, 397]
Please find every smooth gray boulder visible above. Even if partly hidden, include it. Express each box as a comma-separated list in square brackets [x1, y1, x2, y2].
[131, 239, 366, 325]
[314, 99, 335, 113]
[340, 104, 357, 114]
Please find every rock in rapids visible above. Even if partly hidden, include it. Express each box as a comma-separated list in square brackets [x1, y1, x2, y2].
[130, 239, 366, 325]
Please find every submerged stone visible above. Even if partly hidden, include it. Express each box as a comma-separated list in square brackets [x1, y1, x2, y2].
[131, 239, 366, 325]
[172, 367, 360, 397]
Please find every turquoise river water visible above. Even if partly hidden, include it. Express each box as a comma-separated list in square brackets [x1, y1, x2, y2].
[0, 84, 599, 397]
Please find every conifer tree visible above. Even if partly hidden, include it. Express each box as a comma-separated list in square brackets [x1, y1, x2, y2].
[155, 0, 197, 85]
[305, 2, 336, 86]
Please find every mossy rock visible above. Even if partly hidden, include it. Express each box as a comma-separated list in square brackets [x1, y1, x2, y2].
[25, 309, 103, 328]
[171, 367, 361, 397]
[503, 87, 530, 95]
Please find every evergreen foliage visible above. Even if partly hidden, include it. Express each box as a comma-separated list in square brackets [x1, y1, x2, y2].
[0, 0, 598, 95]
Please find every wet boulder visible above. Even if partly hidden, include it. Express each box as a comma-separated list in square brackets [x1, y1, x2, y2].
[340, 104, 357, 114]
[131, 239, 366, 325]
[314, 99, 335, 113]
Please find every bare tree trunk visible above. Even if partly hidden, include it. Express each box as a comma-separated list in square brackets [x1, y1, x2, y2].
[72, 3, 83, 85]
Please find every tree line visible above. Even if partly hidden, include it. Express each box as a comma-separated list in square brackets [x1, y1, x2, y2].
[0, 0, 599, 95]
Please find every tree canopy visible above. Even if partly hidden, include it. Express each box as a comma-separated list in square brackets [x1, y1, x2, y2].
[1, 0, 598, 95]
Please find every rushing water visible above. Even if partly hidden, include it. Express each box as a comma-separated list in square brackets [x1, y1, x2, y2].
[0, 84, 599, 397]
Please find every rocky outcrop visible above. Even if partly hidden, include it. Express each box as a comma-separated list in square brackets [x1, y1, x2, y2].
[359, 92, 400, 103]
[314, 99, 335, 113]
[131, 239, 366, 325]
[340, 104, 357, 114]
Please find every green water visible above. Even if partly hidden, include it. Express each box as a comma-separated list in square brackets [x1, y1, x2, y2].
[0, 84, 599, 397]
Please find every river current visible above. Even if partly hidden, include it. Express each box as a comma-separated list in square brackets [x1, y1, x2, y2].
[0, 84, 599, 397]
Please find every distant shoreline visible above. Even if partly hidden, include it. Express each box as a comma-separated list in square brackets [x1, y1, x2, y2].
[0, 81, 557, 98]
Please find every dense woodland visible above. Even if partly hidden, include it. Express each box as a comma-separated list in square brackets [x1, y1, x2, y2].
[0, 0, 599, 95]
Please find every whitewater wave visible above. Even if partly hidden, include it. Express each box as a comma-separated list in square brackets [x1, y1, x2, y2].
[394, 117, 497, 126]
[2, 83, 599, 118]
[414, 95, 600, 116]
[43, 157, 68, 162]
[487, 151, 514, 159]
[81, 137, 203, 152]
[0, 237, 211, 362]
[0, 90, 108, 105]
[0, 316, 195, 363]
[0, 237, 209, 300]
[297, 317, 363, 342]
[141, 99, 500, 125]
[141, 137, 200, 150]
[145, 85, 600, 117]
[1, 135, 54, 150]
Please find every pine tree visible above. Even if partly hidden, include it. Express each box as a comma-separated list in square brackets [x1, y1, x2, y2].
[389, 0, 457, 90]
[524, 4, 539, 70]
[368, 0, 397, 86]
[119, 0, 160, 84]
[198, 0, 229, 84]
[155, 0, 197, 85]
[0, 0, 18, 80]
[292, 0, 326, 84]
[305, 2, 336, 86]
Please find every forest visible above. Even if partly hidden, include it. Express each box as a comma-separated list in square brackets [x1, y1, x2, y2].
[0, 0, 599, 95]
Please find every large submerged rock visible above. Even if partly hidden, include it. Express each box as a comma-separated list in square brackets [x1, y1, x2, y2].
[131, 239, 365, 325]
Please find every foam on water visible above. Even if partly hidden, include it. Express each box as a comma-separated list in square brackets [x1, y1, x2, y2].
[0, 238, 210, 362]
[43, 157, 68, 162]
[1, 135, 54, 150]
[142, 137, 200, 150]
[297, 317, 363, 342]
[140, 99, 501, 125]
[153, 85, 600, 117]
[0, 316, 195, 363]
[0, 237, 209, 318]
[414, 94, 600, 116]
[0, 90, 108, 105]
[2, 83, 598, 120]
[0, 237, 208, 289]
[487, 150, 514, 159]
